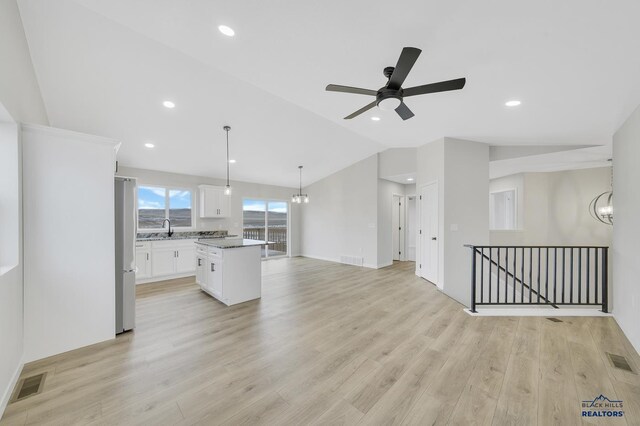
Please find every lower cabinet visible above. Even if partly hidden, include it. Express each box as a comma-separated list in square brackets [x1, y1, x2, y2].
[195, 243, 261, 306]
[136, 239, 198, 283]
[135, 242, 152, 279]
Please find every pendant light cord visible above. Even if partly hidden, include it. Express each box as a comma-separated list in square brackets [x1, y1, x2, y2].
[299, 166, 302, 195]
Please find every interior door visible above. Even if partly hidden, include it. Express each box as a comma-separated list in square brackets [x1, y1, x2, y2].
[420, 183, 439, 286]
[392, 195, 402, 261]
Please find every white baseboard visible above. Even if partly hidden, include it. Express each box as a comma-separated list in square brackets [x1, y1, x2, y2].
[300, 254, 378, 269]
[136, 272, 195, 285]
[464, 308, 613, 317]
[0, 356, 24, 418]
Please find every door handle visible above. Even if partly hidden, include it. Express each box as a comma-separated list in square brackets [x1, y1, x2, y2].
[431, 237, 437, 241]
[198, 258, 202, 266]
[177, 250, 179, 258]
[211, 263, 215, 272]
[146, 253, 149, 261]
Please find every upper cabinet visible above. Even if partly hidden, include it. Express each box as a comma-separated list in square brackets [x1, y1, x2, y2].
[199, 185, 230, 218]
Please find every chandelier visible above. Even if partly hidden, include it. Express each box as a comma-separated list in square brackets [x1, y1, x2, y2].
[589, 160, 613, 225]
[291, 166, 309, 204]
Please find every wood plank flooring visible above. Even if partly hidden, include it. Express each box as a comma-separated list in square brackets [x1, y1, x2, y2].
[2, 257, 640, 425]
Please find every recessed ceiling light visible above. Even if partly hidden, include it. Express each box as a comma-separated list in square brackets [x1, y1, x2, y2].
[218, 25, 235, 37]
[505, 100, 521, 107]
[229, 159, 236, 163]
[407, 178, 414, 182]
[162, 101, 175, 109]
[371, 116, 381, 121]
[144, 143, 155, 148]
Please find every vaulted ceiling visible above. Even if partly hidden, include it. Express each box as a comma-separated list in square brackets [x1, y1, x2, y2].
[17, 0, 640, 186]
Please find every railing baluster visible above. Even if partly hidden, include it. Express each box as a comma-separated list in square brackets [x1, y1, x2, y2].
[553, 248, 557, 305]
[488, 248, 492, 304]
[505, 248, 509, 303]
[497, 248, 501, 303]
[595, 248, 599, 306]
[537, 248, 541, 303]
[471, 247, 477, 313]
[529, 248, 533, 303]
[586, 248, 591, 304]
[562, 248, 566, 304]
[570, 248, 574, 304]
[521, 247, 525, 304]
[545, 247, 549, 305]
[602, 248, 608, 313]
[578, 248, 582, 304]
[513, 247, 517, 304]
[480, 248, 484, 304]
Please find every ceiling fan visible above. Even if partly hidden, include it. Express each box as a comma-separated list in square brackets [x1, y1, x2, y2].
[326, 47, 466, 120]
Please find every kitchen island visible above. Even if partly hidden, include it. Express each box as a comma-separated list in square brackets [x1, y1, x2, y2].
[195, 239, 263, 306]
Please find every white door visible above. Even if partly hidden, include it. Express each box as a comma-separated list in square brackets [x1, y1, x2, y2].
[420, 183, 439, 286]
[151, 248, 176, 277]
[406, 196, 417, 261]
[392, 195, 405, 261]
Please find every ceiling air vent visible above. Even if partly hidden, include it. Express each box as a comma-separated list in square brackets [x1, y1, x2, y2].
[607, 353, 636, 374]
[11, 373, 46, 403]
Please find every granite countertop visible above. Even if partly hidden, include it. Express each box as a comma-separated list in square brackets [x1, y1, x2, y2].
[137, 231, 237, 242]
[195, 238, 265, 249]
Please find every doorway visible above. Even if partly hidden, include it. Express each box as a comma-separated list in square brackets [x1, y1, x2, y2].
[406, 195, 417, 261]
[419, 182, 439, 286]
[242, 198, 289, 258]
[392, 195, 405, 261]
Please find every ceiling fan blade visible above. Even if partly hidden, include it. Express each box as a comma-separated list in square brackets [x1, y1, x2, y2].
[403, 78, 466, 97]
[387, 47, 422, 90]
[395, 102, 415, 120]
[344, 101, 377, 119]
[326, 84, 377, 96]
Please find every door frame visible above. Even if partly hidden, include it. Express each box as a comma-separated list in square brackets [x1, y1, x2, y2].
[391, 193, 406, 261]
[241, 197, 291, 258]
[418, 180, 440, 287]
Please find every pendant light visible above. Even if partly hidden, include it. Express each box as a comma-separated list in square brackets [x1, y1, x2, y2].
[223, 125, 232, 196]
[291, 165, 309, 204]
[589, 159, 613, 225]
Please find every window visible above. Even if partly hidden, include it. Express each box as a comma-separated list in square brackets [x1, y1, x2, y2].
[138, 186, 192, 229]
[490, 189, 517, 230]
[242, 199, 288, 257]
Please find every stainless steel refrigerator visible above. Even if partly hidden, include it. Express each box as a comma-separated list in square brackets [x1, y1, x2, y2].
[115, 177, 136, 333]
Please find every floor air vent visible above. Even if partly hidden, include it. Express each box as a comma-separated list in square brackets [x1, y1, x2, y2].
[607, 353, 635, 374]
[11, 373, 46, 402]
[546, 317, 563, 323]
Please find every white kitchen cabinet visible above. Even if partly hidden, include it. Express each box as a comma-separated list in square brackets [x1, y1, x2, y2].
[135, 242, 151, 279]
[198, 185, 230, 218]
[137, 238, 198, 283]
[151, 247, 177, 277]
[176, 245, 196, 273]
[195, 242, 261, 306]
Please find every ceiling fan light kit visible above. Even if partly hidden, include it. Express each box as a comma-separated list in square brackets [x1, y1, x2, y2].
[326, 47, 466, 120]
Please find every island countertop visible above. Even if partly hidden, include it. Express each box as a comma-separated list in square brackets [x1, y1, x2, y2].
[195, 238, 265, 249]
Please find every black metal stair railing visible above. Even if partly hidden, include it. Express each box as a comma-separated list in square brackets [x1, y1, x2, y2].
[465, 245, 608, 313]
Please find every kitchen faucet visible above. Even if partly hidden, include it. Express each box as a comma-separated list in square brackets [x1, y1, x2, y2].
[162, 218, 173, 237]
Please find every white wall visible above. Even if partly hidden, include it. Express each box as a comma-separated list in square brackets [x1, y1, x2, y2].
[377, 179, 407, 267]
[22, 125, 118, 362]
[443, 138, 490, 306]
[612, 104, 640, 353]
[117, 166, 301, 256]
[0, 0, 48, 125]
[416, 138, 490, 307]
[0, 1, 48, 415]
[490, 168, 612, 247]
[378, 148, 417, 180]
[301, 155, 378, 268]
[0, 112, 23, 415]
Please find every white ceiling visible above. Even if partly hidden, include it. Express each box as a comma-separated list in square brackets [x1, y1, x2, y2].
[17, 0, 640, 187]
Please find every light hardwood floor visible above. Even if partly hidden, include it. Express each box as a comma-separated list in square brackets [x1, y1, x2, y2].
[2, 258, 639, 425]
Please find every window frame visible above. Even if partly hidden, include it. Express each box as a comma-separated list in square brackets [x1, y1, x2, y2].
[137, 184, 195, 231]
